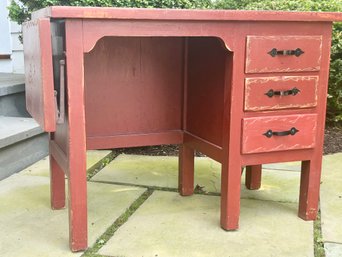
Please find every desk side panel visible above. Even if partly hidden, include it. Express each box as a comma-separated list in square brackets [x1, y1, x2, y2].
[186, 37, 228, 147]
[23, 19, 56, 132]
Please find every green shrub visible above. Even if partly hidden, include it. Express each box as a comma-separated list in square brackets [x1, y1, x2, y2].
[214, 0, 342, 124]
[8, 0, 212, 25]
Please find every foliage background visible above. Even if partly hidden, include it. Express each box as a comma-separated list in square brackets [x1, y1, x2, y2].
[8, 0, 342, 124]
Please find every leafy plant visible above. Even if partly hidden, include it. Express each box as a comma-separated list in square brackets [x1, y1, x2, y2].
[8, 0, 211, 24]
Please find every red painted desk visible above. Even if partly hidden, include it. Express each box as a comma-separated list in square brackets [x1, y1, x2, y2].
[23, 7, 342, 251]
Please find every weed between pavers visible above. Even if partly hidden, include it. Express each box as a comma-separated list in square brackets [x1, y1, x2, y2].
[87, 151, 120, 180]
[314, 209, 326, 257]
[82, 188, 153, 257]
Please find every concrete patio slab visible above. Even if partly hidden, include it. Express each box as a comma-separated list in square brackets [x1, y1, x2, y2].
[92, 154, 300, 203]
[0, 174, 144, 257]
[92, 154, 180, 188]
[320, 153, 342, 244]
[325, 243, 342, 257]
[86, 150, 112, 169]
[99, 191, 313, 257]
[20, 150, 112, 177]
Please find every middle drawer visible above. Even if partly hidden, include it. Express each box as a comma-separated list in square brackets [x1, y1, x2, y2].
[244, 76, 318, 111]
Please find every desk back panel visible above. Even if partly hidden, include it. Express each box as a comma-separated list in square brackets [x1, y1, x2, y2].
[84, 37, 183, 137]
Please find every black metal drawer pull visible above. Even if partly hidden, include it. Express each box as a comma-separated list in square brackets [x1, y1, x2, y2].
[263, 127, 299, 138]
[265, 87, 300, 98]
[268, 48, 304, 57]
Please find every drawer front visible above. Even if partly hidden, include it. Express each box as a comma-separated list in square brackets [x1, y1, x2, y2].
[245, 76, 318, 111]
[246, 36, 322, 73]
[242, 114, 317, 154]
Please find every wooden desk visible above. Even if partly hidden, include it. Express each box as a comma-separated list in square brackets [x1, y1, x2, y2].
[23, 7, 342, 251]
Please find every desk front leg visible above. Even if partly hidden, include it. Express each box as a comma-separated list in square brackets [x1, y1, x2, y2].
[65, 20, 88, 252]
[220, 50, 244, 231]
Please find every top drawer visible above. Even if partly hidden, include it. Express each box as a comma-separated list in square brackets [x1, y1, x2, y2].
[245, 35, 322, 74]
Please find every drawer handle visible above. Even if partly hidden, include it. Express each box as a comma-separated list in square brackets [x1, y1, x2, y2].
[265, 87, 300, 98]
[263, 127, 299, 138]
[268, 48, 304, 57]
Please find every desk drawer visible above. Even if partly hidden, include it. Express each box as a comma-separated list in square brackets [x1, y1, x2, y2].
[245, 36, 322, 73]
[245, 76, 318, 111]
[242, 114, 317, 154]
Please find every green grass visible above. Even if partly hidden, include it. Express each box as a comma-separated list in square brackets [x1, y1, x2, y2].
[314, 209, 326, 257]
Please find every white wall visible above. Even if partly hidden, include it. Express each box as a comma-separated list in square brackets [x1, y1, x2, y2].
[0, 0, 24, 74]
[10, 21, 24, 73]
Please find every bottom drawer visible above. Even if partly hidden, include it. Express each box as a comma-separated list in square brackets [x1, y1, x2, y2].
[242, 114, 317, 154]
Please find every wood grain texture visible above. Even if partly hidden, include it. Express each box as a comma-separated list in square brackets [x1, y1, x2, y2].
[23, 18, 56, 132]
[244, 76, 318, 111]
[242, 114, 318, 154]
[246, 35, 322, 73]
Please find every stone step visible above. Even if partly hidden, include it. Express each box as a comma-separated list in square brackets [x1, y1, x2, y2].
[0, 116, 48, 180]
[0, 73, 29, 117]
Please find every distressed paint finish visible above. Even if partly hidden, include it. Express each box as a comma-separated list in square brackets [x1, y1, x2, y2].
[21, 6, 342, 251]
[242, 114, 318, 154]
[22, 19, 56, 132]
[244, 76, 318, 111]
[246, 36, 322, 73]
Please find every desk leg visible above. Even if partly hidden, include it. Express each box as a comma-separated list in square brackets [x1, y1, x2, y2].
[220, 157, 241, 230]
[66, 20, 87, 252]
[298, 156, 322, 220]
[179, 145, 194, 196]
[245, 165, 262, 190]
[50, 151, 66, 209]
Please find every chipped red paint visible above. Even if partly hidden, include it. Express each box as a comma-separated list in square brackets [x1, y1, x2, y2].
[22, 7, 342, 251]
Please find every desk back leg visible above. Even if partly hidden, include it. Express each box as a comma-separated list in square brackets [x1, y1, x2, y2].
[65, 19, 88, 252]
[245, 165, 262, 190]
[178, 144, 195, 196]
[50, 141, 66, 209]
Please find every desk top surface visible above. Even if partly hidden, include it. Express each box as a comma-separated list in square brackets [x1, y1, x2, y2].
[33, 6, 342, 22]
